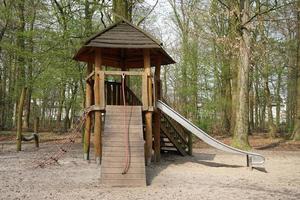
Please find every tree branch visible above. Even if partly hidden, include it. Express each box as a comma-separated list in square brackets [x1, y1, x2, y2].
[217, 0, 231, 10]
[137, 0, 158, 26]
[243, 1, 294, 26]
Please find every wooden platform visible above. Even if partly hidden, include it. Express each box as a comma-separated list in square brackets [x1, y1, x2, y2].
[101, 105, 146, 187]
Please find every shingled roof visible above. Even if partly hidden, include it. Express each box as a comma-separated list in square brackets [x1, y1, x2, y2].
[73, 20, 175, 68]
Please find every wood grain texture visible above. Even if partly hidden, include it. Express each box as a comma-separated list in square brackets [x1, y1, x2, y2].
[101, 105, 146, 187]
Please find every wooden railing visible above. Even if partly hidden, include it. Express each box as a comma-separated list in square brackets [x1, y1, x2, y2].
[105, 81, 142, 106]
[96, 71, 153, 111]
[160, 99, 193, 155]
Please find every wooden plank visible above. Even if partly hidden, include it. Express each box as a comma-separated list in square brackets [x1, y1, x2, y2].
[102, 145, 144, 151]
[104, 119, 142, 123]
[103, 141, 144, 147]
[103, 135, 143, 141]
[93, 38, 155, 45]
[101, 104, 145, 186]
[102, 150, 144, 157]
[104, 124, 142, 128]
[104, 116, 142, 121]
[102, 156, 145, 163]
[99, 35, 149, 41]
[161, 123, 186, 156]
[101, 167, 146, 174]
[102, 174, 146, 179]
[105, 113, 142, 117]
[87, 43, 159, 49]
[103, 71, 145, 76]
[101, 179, 146, 187]
[102, 137, 143, 142]
[102, 161, 145, 167]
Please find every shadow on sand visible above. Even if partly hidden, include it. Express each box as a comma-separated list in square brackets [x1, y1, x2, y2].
[146, 151, 246, 185]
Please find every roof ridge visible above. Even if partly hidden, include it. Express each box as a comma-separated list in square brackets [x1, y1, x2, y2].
[83, 19, 163, 47]
[120, 19, 163, 46]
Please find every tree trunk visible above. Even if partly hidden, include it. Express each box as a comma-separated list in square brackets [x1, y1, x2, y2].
[56, 86, 65, 132]
[112, 0, 132, 22]
[232, 0, 251, 150]
[275, 72, 282, 129]
[16, 87, 27, 151]
[265, 77, 277, 138]
[292, 0, 300, 140]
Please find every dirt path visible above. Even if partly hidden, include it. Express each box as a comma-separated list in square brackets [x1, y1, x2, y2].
[0, 142, 299, 200]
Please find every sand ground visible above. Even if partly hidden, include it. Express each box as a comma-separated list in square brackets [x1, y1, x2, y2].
[0, 140, 300, 200]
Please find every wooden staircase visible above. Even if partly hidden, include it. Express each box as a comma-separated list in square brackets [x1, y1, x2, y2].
[160, 112, 191, 155]
[101, 105, 146, 187]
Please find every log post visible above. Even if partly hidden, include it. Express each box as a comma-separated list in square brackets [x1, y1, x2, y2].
[188, 133, 193, 156]
[16, 87, 27, 151]
[94, 49, 102, 164]
[144, 49, 153, 165]
[153, 57, 161, 162]
[84, 63, 93, 160]
[34, 117, 39, 148]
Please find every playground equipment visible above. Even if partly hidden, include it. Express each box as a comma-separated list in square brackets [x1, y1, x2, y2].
[73, 20, 265, 187]
[157, 101, 265, 167]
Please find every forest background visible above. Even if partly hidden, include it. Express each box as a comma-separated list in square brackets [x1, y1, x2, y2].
[0, 0, 299, 149]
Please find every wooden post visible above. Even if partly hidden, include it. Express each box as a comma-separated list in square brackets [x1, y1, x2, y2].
[153, 57, 161, 162]
[16, 87, 27, 151]
[144, 49, 153, 165]
[94, 49, 102, 164]
[84, 63, 93, 160]
[142, 73, 148, 110]
[34, 117, 39, 148]
[188, 133, 193, 156]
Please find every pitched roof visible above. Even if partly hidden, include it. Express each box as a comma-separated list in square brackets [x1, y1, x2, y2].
[73, 20, 175, 68]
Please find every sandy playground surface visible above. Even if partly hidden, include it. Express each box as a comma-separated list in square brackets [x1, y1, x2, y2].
[0, 135, 300, 200]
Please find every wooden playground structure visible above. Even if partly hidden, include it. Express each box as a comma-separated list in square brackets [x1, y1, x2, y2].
[74, 20, 193, 186]
[11, 19, 265, 188]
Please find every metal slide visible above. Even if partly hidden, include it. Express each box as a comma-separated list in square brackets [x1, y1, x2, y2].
[157, 100, 265, 167]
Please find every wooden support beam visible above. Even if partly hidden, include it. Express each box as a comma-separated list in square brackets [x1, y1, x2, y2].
[84, 63, 93, 160]
[188, 133, 193, 156]
[145, 112, 152, 165]
[153, 56, 161, 162]
[94, 49, 102, 164]
[102, 71, 145, 76]
[142, 73, 148, 110]
[144, 49, 153, 165]
[99, 71, 105, 108]
[85, 71, 95, 82]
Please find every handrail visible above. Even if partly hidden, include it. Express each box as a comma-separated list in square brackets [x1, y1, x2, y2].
[102, 71, 145, 76]
[105, 81, 142, 106]
[161, 113, 188, 145]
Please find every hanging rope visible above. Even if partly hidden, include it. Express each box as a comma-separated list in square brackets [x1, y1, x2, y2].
[121, 73, 130, 174]
[33, 105, 99, 168]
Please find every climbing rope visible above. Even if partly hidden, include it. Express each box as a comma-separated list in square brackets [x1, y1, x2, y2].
[121, 73, 130, 174]
[33, 105, 99, 168]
